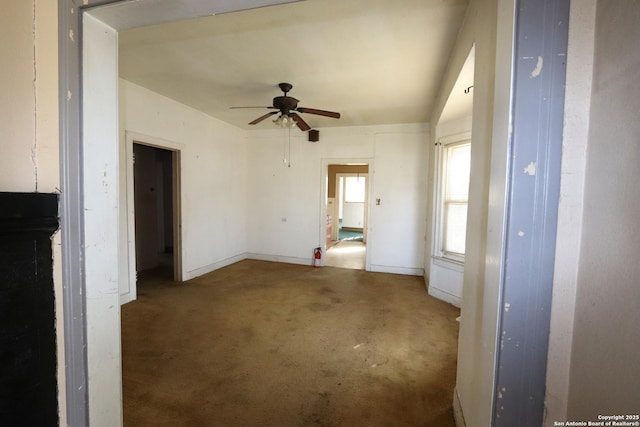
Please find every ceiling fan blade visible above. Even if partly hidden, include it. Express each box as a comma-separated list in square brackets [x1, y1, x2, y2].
[249, 111, 278, 125]
[290, 113, 311, 131]
[297, 107, 340, 119]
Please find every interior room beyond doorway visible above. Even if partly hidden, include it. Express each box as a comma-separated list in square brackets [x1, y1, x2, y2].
[325, 164, 368, 270]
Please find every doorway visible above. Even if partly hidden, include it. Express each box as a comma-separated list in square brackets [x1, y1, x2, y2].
[66, 1, 567, 425]
[133, 143, 175, 279]
[120, 134, 183, 305]
[325, 164, 369, 270]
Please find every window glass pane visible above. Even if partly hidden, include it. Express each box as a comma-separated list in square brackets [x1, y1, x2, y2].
[445, 202, 467, 255]
[344, 176, 365, 202]
[445, 144, 471, 201]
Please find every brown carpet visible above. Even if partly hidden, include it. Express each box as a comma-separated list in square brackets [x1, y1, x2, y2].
[122, 260, 460, 427]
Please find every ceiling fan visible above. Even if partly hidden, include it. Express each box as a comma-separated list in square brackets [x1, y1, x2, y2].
[230, 83, 340, 131]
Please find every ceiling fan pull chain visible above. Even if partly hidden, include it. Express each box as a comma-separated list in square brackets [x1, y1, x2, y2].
[288, 127, 292, 168]
[283, 127, 288, 166]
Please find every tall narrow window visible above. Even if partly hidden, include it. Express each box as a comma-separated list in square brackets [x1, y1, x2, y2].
[443, 142, 471, 256]
[433, 137, 471, 263]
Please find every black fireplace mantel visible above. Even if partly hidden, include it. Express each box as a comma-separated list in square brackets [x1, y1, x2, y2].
[0, 192, 60, 426]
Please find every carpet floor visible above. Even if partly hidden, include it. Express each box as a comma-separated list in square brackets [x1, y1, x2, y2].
[338, 228, 363, 242]
[122, 260, 460, 426]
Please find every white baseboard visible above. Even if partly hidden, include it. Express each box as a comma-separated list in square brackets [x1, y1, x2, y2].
[453, 387, 466, 427]
[428, 286, 462, 307]
[369, 264, 424, 276]
[246, 253, 313, 267]
[185, 255, 424, 281]
[184, 253, 247, 280]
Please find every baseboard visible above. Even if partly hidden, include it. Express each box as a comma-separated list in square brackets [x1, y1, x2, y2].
[369, 264, 424, 276]
[184, 253, 247, 280]
[453, 387, 467, 427]
[428, 286, 462, 307]
[184, 255, 424, 281]
[246, 253, 313, 267]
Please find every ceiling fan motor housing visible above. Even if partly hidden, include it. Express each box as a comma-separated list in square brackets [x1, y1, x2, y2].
[273, 95, 299, 114]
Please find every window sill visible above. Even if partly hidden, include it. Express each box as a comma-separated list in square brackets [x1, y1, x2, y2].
[431, 256, 464, 272]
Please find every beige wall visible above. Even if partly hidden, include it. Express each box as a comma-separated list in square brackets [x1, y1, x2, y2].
[545, 0, 596, 422]
[0, 1, 65, 424]
[565, 0, 640, 419]
[0, 1, 58, 193]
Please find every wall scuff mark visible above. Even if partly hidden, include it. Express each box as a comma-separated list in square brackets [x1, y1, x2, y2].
[524, 162, 536, 176]
[530, 56, 544, 78]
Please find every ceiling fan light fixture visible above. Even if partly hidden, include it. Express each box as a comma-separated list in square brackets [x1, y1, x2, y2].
[273, 114, 297, 128]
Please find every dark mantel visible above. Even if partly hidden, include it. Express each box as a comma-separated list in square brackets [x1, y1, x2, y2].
[0, 192, 59, 426]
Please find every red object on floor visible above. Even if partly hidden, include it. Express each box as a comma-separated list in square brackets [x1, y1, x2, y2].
[313, 247, 322, 268]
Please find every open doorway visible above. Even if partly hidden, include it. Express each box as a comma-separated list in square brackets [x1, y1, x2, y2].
[325, 164, 369, 270]
[133, 143, 176, 280]
[120, 133, 183, 305]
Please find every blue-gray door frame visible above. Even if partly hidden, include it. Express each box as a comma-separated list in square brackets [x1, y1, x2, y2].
[58, 0, 569, 425]
[493, 0, 569, 426]
[58, 1, 124, 425]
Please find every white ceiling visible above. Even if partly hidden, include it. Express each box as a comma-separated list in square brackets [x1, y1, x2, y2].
[117, 0, 470, 130]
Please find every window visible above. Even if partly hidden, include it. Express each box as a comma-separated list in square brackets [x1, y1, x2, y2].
[344, 176, 366, 203]
[433, 136, 471, 263]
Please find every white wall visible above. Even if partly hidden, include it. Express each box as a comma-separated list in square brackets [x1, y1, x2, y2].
[0, 2, 66, 424]
[121, 82, 428, 286]
[371, 128, 428, 275]
[120, 79, 248, 280]
[565, 0, 640, 419]
[342, 202, 364, 229]
[427, 0, 513, 425]
[246, 123, 428, 275]
[545, 0, 596, 421]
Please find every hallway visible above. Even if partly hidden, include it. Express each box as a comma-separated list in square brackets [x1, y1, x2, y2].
[121, 260, 460, 426]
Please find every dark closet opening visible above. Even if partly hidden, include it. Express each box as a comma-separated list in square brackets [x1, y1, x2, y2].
[133, 144, 174, 280]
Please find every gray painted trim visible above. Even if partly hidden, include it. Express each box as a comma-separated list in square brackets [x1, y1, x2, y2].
[493, 1, 570, 426]
[59, 2, 87, 425]
[59, 1, 123, 425]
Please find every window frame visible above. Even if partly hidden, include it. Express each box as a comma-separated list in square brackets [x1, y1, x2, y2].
[432, 132, 472, 265]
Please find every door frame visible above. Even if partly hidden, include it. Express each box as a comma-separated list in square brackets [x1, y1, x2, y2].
[320, 159, 373, 269]
[120, 132, 183, 304]
[334, 172, 369, 243]
[58, 0, 567, 425]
